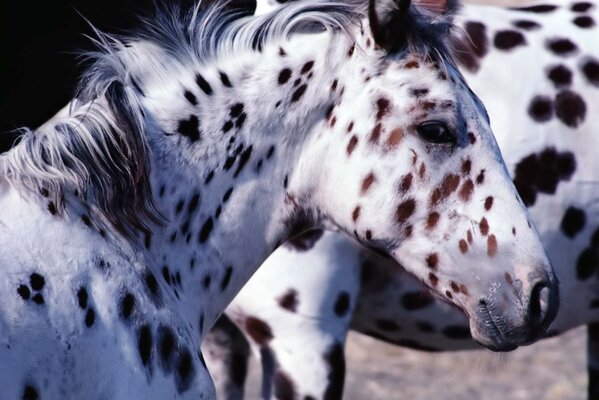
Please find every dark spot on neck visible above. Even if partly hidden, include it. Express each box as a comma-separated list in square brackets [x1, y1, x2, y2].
[195, 73, 213, 95]
[494, 30, 526, 50]
[278, 68, 292, 85]
[546, 38, 578, 56]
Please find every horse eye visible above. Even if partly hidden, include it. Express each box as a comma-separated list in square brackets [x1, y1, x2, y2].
[417, 121, 455, 145]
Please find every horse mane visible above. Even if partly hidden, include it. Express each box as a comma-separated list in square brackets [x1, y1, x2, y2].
[0, 0, 456, 239]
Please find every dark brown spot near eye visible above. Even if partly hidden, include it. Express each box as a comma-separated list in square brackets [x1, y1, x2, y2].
[426, 212, 440, 230]
[352, 206, 361, 222]
[480, 217, 489, 236]
[487, 234, 498, 257]
[386, 128, 404, 149]
[573, 15, 595, 28]
[546, 38, 578, 56]
[432, 174, 460, 204]
[347, 135, 359, 155]
[361, 173, 376, 194]
[459, 239, 468, 254]
[494, 30, 526, 50]
[399, 173, 413, 193]
[429, 272, 439, 286]
[484, 196, 494, 210]
[370, 123, 382, 143]
[555, 90, 586, 128]
[396, 199, 416, 224]
[458, 179, 474, 202]
[426, 253, 439, 270]
[278, 68, 292, 85]
[461, 159, 472, 176]
[376, 98, 391, 120]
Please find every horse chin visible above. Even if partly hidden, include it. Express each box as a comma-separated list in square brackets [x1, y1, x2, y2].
[469, 317, 519, 353]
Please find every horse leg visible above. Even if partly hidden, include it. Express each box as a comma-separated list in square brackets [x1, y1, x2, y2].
[203, 315, 251, 400]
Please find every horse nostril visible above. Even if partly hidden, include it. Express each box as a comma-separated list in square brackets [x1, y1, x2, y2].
[529, 281, 550, 328]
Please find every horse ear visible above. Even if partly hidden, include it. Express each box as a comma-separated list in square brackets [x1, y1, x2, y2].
[368, 0, 412, 51]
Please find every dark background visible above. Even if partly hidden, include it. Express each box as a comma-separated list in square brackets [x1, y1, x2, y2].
[0, 0, 255, 152]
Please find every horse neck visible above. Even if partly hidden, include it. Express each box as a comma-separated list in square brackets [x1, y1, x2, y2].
[137, 30, 354, 334]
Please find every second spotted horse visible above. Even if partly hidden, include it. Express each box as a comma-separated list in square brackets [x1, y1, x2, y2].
[205, 0, 599, 399]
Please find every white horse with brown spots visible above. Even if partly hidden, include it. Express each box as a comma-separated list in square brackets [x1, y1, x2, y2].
[0, 0, 556, 398]
[202, 0, 599, 398]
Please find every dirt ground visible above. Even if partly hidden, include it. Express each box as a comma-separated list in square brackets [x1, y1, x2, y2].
[246, 326, 587, 399]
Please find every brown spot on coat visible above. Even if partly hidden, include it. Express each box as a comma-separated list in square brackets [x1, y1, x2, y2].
[396, 199, 416, 224]
[347, 135, 359, 155]
[352, 206, 361, 222]
[484, 196, 494, 210]
[405, 60, 419, 69]
[476, 169, 486, 185]
[274, 370, 295, 400]
[461, 159, 472, 176]
[480, 217, 489, 236]
[555, 89, 586, 128]
[426, 212, 440, 230]
[245, 317, 273, 345]
[278, 68, 292, 85]
[386, 128, 404, 149]
[399, 173, 413, 193]
[369, 123, 382, 143]
[426, 253, 439, 270]
[487, 234, 498, 257]
[432, 174, 460, 204]
[376, 98, 391, 120]
[429, 273, 439, 286]
[278, 289, 299, 312]
[361, 173, 376, 194]
[458, 179, 474, 202]
[459, 239, 468, 254]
